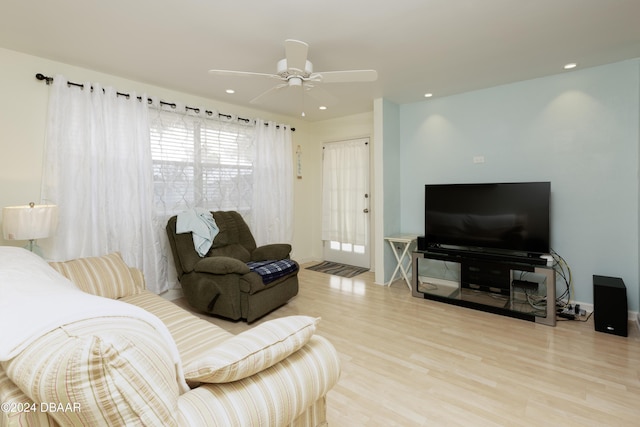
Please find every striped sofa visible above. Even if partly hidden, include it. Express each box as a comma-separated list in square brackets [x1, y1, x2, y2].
[0, 248, 341, 427]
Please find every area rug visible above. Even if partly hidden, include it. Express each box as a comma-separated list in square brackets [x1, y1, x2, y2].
[305, 261, 369, 278]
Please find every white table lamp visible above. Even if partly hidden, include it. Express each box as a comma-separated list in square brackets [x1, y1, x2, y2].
[2, 202, 58, 255]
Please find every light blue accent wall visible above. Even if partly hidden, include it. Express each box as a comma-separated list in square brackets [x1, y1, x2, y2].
[381, 99, 402, 283]
[397, 59, 640, 311]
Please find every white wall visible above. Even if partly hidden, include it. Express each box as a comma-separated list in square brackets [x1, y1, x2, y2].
[0, 46, 379, 273]
[0, 47, 320, 263]
[306, 112, 375, 265]
[397, 59, 640, 312]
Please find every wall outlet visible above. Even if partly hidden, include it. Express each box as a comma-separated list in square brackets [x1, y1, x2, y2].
[473, 156, 485, 164]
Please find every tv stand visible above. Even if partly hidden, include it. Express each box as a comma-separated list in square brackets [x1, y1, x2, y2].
[412, 250, 556, 326]
[424, 246, 548, 266]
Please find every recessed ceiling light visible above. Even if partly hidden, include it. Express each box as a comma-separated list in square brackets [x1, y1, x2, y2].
[563, 63, 577, 70]
[424, 93, 433, 98]
[319, 106, 327, 110]
[225, 89, 235, 94]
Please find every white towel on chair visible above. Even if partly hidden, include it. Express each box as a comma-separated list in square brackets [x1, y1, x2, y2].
[176, 208, 219, 257]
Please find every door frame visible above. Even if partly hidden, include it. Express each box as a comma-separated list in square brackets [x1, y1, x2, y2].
[321, 137, 371, 269]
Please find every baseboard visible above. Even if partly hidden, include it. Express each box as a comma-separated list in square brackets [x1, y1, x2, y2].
[297, 257, 321, 266]
[572, 300, 639, 331]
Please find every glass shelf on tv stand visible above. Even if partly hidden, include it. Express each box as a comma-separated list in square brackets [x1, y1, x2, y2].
[411, 251, 556, 326]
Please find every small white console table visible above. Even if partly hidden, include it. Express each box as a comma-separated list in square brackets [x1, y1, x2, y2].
[384, 234, 418, 289]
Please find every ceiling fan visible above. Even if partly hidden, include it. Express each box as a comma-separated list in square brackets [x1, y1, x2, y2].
[208, 39, 378, 112]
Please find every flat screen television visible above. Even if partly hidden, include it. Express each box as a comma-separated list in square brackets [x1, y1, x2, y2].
[424, 182, 550, 258]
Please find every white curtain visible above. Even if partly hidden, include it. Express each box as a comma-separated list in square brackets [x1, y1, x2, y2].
[252, 120, 294, 246]
[321, 139, 369, 245]
[148, 108, 293, 288]
[41, 75, 164, 292]
[149, 104, 257, 290]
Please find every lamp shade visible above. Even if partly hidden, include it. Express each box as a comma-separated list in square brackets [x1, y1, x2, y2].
[2, 203, 58, 241]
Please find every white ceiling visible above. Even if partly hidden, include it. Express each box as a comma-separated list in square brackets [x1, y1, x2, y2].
[1, 0, 640, 121]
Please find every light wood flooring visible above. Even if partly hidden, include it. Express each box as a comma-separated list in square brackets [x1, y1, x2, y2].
[174, 264, 640, 426]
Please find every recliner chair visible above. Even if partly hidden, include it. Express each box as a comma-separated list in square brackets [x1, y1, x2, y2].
[166, 211, 299, 322]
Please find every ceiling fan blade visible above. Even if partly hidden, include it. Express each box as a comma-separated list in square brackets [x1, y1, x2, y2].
[305, 86, 339, 106]
[284, 39, 309, 72]
[314, 69, 378, 83]
[208, 69, 281, 80]
[249, 83, 288, 104]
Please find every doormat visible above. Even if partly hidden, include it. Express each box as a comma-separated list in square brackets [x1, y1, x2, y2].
[306, 261, 369, 278]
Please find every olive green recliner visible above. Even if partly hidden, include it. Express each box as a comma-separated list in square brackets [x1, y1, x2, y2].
[166, 211, 299, 322]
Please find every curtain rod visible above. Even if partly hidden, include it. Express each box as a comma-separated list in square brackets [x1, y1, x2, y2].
[35, 73, 295, 131]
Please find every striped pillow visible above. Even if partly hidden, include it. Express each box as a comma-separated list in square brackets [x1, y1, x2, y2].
[49, 252, 143, 299]
[183, 316, 319, 384]
[3, 317, 179, 427]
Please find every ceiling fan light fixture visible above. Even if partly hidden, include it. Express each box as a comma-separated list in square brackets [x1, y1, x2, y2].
[208, 39, 378, 115]
[289, 76, 303, 87]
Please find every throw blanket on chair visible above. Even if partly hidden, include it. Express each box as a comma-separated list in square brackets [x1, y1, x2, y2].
[176, 208, 219, 257]
[247, 259, 299, 284]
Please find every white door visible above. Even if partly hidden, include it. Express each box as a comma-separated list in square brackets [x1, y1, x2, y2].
[321, 138, 370, 268]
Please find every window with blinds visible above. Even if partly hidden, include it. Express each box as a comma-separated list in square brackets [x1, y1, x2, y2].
[149, 109, 256, 218]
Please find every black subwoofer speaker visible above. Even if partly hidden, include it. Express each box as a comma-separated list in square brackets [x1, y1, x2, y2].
[593, 275, 628, 337]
